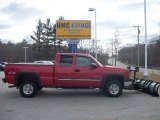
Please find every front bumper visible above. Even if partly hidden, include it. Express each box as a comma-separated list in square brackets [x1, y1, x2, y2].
[124, 78, 133, 89]
[124, 78, 133, 82]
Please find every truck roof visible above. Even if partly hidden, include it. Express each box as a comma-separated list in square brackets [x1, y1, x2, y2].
[57, 53, 92, 57]
[56, 53, 103, 66]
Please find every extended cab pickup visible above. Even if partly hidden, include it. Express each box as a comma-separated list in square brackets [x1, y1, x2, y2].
[2, 53, 130, 98]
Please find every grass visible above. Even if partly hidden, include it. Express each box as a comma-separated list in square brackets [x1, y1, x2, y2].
[130, 72, 160, 82]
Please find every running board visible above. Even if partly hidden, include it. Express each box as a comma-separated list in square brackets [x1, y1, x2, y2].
[8, 85, 16, 88]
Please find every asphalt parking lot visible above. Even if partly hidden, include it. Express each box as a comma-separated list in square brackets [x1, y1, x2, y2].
[0, 71, 160, 120]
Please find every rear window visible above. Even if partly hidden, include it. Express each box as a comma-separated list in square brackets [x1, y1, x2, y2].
[60, 55, 73, 66]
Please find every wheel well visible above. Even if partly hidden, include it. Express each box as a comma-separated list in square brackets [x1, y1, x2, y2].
[103, 74, 124, 89]
[15, 72, 40, 88]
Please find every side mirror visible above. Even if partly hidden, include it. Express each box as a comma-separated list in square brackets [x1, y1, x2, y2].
[91, 63, 98, 68]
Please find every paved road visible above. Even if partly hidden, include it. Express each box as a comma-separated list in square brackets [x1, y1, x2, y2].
[0, 71, 160, 120]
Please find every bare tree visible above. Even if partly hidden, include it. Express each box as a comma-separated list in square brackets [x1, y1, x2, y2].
[113, 28, 120, 66]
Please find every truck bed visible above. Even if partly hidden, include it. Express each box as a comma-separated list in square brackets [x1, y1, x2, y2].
[5, 63, 55, 86]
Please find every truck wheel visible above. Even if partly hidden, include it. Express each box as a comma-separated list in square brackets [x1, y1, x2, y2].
[19, 81, 38, 98]
[38, 86, 43, 90]
[104, 80, 122, 97]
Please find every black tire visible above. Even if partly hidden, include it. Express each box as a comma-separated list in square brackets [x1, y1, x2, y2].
[103, 80, 122, 97]
[19, 81, 38, 98]
[38, 86, 43, 90]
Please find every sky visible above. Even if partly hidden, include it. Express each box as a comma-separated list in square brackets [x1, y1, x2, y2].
[0, 0, 160, 48]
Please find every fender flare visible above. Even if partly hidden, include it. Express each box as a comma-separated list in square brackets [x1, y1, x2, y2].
[15, 72, 41, 88]
[102, 73, 124, 89]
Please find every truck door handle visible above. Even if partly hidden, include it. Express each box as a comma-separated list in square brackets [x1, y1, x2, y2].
[74, 69, 80, 72]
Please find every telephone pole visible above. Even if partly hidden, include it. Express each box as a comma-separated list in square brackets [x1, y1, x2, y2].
[133, 25, 142, 67]
[23, 47, 28, 63]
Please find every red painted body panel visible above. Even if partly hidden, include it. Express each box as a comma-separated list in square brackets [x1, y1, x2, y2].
[4, 53, 130, 88]
[5, 64, 54, 86]
[54, 54, 103, 87]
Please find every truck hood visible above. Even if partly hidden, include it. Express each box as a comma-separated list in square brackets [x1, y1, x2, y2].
[104, 65, 128, 70]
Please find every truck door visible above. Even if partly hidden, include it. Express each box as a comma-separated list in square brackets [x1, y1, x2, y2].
[74, 55, 103, 87]
[55, 55, 75, 86]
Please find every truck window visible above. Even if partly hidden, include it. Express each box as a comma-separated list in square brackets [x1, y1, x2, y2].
[76, 56, 93, 67]
[60, 55, 73, 66]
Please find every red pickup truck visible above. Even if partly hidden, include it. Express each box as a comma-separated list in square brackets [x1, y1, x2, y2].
[2, 53, 130, 98]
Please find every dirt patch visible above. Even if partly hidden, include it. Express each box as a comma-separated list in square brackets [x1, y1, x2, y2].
[130, 72, 160, 82]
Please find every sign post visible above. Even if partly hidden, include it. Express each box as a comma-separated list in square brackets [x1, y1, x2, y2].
[69, 44, 77, 53]
[67, 39, 79, 53]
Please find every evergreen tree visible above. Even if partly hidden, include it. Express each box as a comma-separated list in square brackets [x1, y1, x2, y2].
[56, 16, 65, 53]
[30, 19, 44, 60]
[42, 18, 56, 59]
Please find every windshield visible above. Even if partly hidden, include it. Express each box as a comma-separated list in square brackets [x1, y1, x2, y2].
[89, 55, 103, 67]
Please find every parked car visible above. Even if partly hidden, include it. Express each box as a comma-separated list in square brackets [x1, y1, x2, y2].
[34, 61, 53, 64]
[0, 61, 7, 71]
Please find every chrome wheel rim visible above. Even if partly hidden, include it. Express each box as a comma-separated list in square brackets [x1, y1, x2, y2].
[23, 84, 33, 95]
[109, 84, 119, 95]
